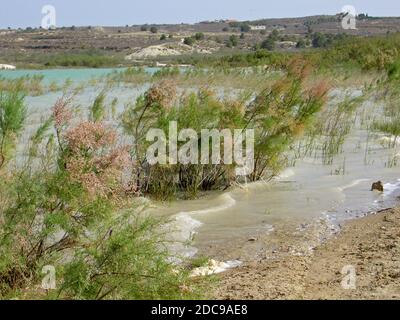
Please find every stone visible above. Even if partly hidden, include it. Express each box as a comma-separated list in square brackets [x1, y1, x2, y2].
[371, 181, 384, 192]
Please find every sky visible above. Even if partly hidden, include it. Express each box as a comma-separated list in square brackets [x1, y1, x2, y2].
[1, 0, 400, 29]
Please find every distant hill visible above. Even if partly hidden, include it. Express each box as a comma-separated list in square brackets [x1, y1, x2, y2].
[1, 14, 400, 66]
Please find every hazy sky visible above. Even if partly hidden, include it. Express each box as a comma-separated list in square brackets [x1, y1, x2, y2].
[1, 0, 400, 28]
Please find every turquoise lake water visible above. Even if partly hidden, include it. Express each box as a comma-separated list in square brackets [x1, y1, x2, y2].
[0, 67, 161, 83]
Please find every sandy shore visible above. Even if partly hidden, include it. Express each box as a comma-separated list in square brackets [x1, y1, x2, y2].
[214, 207, 400, 300]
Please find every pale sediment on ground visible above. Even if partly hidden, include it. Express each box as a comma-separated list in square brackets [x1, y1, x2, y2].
[125, 42, 217, 59]
[0, 63, 16, 70]
[214, 207, 400, 300]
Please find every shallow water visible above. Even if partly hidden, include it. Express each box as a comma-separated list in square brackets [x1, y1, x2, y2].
[11, 68, 400, 263]
[0, 67, 160, 84]
[147, 95, 400, 261]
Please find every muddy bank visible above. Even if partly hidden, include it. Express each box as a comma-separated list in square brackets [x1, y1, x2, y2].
[214, 207, 400, 300]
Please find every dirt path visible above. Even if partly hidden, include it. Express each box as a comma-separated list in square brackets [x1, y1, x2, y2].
[214, 208, 400, 300]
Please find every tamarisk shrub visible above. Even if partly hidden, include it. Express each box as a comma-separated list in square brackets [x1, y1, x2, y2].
[0, 93, 203, 300]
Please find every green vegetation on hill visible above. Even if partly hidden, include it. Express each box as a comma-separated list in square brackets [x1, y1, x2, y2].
[44, 52, 120, 68]
[187, 33, 400, 72]
[0, 50, 124, 69]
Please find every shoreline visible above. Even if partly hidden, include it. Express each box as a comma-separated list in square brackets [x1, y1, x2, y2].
[213, 207, 400, 300]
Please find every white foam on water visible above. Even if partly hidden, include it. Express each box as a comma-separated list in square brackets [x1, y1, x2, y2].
[180, 193, 236, 215]
[165, 193, 237, 244]
[232, 178, 277, 192]
[337, 179, 371, 192]
[276, 168, 295, 180]
[172, 214, 203, 241]
[377, 136, 400, 147]
[165, 193, 237, 262]
[190, 259, 242, 277]
[383, 179, 400, 197]
[163, 214, 203, 263]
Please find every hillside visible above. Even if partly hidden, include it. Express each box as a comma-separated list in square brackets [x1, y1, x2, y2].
[1, 14, 400, 67]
